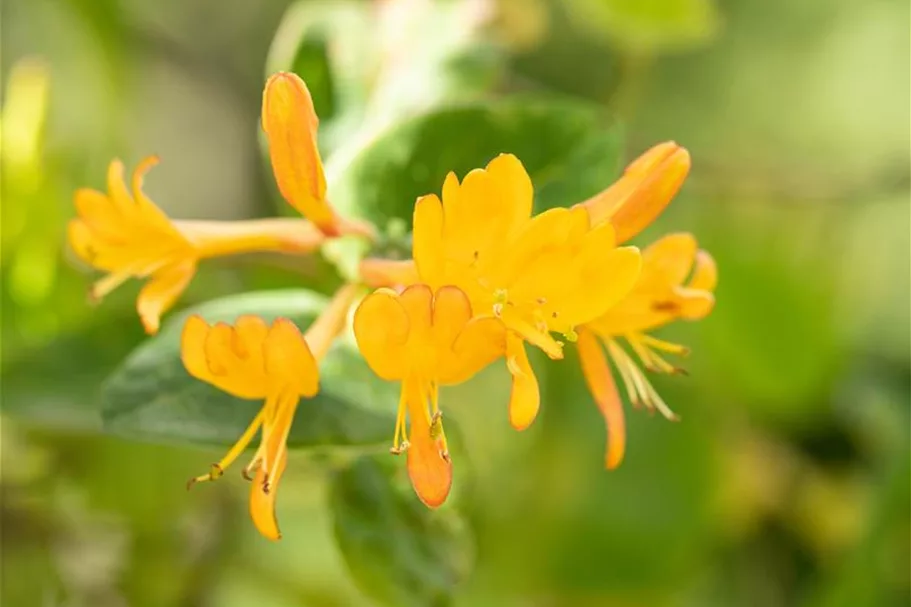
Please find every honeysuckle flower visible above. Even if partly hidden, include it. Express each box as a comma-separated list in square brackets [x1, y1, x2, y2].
[353, 284, 504, 507]
[70, 72, 375, 334]
[411, 154, 641, 430]
[577, 233, 717, 469]
[182, 284, 357, 540]
[577, 141, 691, 243]
[68, 157, 326, 334]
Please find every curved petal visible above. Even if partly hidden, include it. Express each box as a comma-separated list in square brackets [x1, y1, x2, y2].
[404, 380, 452, 508]
[641, 233, 698, 288]
[688, 249, 718, 292]
[560, 244, 642, 329]
[181, 314, 215, 384]
[431, 285, 472, 351]
[264, 318, 319, 397]
[577, 329, 626, 469]
[442, 316, 506, 385]
[506, 334, 540, 431]
[136, 260, 197, 334]
[249, 449, 287, 541]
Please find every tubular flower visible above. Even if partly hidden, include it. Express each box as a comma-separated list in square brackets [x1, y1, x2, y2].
[577, 233, 717, 469]
[411, 154, 641, 430]
[71, 72, 374, 334]
[182, 284, 357, 540]
[353, 284, 504, 507]
[68, 157, 326, 334]
[261, 72, 373, 238]
[578, 141, 691, 243]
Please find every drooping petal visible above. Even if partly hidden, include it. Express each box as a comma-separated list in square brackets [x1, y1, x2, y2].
[404, 379, 452, 508]
[263, 318, 319, 397]
[136, 260, 197, 335]
[506, 333, 540, 431]
[353, 288, 411, 380]
[577, 329, 626, 469]
[261, 72, 334, 233]
[249, 449, 287, 541]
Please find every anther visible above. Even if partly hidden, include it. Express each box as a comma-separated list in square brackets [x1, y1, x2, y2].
[430, 412, 444, 441]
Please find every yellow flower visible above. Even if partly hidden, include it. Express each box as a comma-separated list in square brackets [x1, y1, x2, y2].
[68, 157, 325, 334]
[411, 154, 641, 430]
[578, 233, 717, 469]
[181, 284, 356, 540]
[69, 72, 373, 334]
[577, 141, 691, 243]
[353, 284, 503, 507]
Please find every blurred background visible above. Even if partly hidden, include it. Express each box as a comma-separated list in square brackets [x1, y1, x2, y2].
[2, 0, 909, 605]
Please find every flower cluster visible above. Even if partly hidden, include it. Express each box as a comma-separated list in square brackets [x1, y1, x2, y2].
[71, 72, 716, 539]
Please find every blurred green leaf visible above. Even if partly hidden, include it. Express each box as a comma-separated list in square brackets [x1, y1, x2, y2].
[563, 0, 721, 53]
[330, 456, 472, 607]
[328, 97, 623, 232]
[100, 290, 396, 449]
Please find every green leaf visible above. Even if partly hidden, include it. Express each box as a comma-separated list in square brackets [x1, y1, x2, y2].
[330, 456, 472, 607]
[328, 97, 623, 233]
[100, 290, 397, 449]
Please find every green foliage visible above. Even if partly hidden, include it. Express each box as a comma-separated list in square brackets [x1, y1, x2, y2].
[330, 456, 471, 607]
[329, 97, 623, 233]
[100, 290, 396, 449]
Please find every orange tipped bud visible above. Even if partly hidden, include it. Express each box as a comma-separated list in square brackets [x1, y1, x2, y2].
[262, 72, 335, 234]
[579, 141, 691, 243]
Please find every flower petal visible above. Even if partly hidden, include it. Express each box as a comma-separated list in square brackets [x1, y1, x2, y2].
[264, 318, 319, 397]
[249, 449, 287, 541]
[442, 316, 506, 385]
[641, 233, 698, 288]
[413, 194, 445, 287]
[577, 329, 626, 469]
[136, 260, 197, 335]
[181, 314, 214, 384]
[559, 241, 642, 329]
[688, 249, 718, 292]
[404, 380, 452, 508]
[506, 334, 540, 431]
[261, 72, 334, 233]
[353, 288, 411, 380]
[431, 285, 473, 351]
